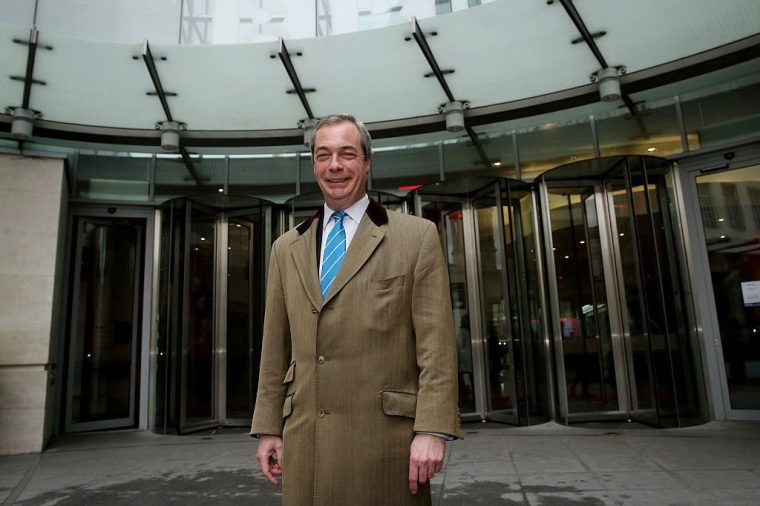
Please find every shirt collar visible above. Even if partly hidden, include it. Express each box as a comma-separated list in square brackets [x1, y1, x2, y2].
[323, 194, 370, 230]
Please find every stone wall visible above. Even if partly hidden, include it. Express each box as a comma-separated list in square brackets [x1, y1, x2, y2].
[0, 153, 67, 455]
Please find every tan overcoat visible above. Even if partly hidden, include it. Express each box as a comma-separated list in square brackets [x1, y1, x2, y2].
[251, 199, 460, 505]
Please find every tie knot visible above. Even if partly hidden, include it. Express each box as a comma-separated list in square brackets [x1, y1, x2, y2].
[332, 211, 346, 223]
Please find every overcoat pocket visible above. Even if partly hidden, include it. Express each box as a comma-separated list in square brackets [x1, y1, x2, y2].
[380, 390, 417, 418]
[283, 361, 295, 384]
[369, 274, 405, 291]
[282, 393, 294, 419]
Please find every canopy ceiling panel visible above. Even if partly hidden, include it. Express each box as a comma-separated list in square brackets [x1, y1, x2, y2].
[575, 0, 760, 72]
[149, 42, 305, 130]
[426, 0, 600, 107]
[0, 22, 36, 111]
[1, 0, 759, 141]
[294, 22, 449, 122]
[28, 31, 164, 128]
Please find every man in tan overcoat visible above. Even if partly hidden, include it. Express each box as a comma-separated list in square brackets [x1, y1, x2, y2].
[251, 114, 460, 505]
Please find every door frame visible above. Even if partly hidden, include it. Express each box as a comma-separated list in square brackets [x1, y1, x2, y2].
[217, 205, 272, 426]
[470, 182, 520, 424]
[59, 205, 155, 434]
[179, 200, 220, 433]
[676, 143, 760, 421]
[538, 179, 632, 423]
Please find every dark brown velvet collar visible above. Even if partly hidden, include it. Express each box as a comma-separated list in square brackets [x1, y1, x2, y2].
[295, 197, 388, 236]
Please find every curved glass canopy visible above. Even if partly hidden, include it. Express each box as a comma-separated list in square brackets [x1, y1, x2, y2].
[0, 0, 758, 149]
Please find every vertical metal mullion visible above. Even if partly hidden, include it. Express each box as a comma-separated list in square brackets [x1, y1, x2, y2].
[596, 181, 631, 416]
[640, 160, 681, 424]
[507, 182, 534, 423]
[149, 155, 156, 202]
[494, 182, 519, 421]
[512, 131, 520, 180]
[530, 188, 557, 422]
[178, 202, 192, 432]
[64, 218, 85, 434]
[462, 198, 488, 420]
[674, 96, 689, 153]
[623, 160, 661, 424]
[590, 115, 601, 158]
[216, 213, 228, 424]
[538, 179, 569, 424]
[296, 154, 302, 196]
[129, 224, 144, 428]
[224, 155, 229, 195]
[438, 143, 445, 181]
[580, 194, 607, 406]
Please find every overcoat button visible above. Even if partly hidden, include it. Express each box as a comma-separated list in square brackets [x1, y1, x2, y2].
[311, 308, 318, 314]
[317, 356, 325, 364]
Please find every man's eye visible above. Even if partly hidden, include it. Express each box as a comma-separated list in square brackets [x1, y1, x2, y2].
[340, 153, 357, 161]
[316, 154, 330, 163]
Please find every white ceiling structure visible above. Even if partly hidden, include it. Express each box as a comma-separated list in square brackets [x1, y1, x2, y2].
[1, 0, 759, 152]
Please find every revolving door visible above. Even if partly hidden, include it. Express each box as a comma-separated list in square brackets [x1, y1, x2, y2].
[415, 178, 552, 425]
[539, 156, 705, 427]
[155, 195, 276, 434]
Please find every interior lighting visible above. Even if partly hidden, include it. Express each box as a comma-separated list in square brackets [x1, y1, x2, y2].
[619, 233, 625, 237]
[218, 188, 224, 193]
[492, 161, 502, 167]
[647, 147, 657, 152]
[720, 235, 726, 239]
[442, 101, 465, 132]
[718, 218, 725, 222]
[564, 255, 570, 259]
[580, 240, 585, 244]
[201, 237, 206, 241]
[10, 108, 35, 140]
[592, 67, 624, 102]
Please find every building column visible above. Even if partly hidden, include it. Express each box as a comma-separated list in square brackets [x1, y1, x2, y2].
[0, 153, 68, 455]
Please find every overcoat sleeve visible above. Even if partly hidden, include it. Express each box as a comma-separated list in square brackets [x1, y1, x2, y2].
[250, 240, 292, 437]
[411, 222, 461, 439]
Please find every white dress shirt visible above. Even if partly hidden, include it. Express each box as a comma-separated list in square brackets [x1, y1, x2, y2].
[319, 194, 369, 276]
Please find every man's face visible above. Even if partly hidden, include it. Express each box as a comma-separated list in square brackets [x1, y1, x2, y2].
[312, 122, 370, 211]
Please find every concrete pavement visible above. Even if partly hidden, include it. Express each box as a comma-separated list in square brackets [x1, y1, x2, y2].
[2, 421, 760, 505]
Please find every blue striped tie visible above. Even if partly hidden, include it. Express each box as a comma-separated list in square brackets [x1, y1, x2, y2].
[320, 211, 347, 299]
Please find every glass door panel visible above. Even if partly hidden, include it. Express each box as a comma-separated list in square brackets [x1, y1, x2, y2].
[545, 188, 619, 417]
[225, 210, 265, 422]
[181, 203, 217, 431]
[513, 189, 552, 424]
[419, 199, 477, 415]
[66, 218, 143, 432]
[473, 189, 518, 421]
[697, 165, 760, 411]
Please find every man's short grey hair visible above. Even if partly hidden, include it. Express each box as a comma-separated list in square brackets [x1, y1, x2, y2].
[309, 114, 372, 162]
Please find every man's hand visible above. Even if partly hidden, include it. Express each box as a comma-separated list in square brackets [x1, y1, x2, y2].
[408, 433, 445, 495]
[256, 435, 284, 485]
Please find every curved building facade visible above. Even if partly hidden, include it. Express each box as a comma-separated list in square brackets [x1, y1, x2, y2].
[0, 0, 758, 454]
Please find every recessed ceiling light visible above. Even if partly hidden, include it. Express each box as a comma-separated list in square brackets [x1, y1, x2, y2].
[718, 218, 724, 222]
[493, 161, 502, 167]
[720, 235, 726, 239]
[218, 188, 224, 193]
[647, 147, 656, 152]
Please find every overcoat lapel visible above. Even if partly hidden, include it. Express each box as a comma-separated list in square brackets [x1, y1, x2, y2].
[323, 214, 386, 304]
[291, 218, 323, 310]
